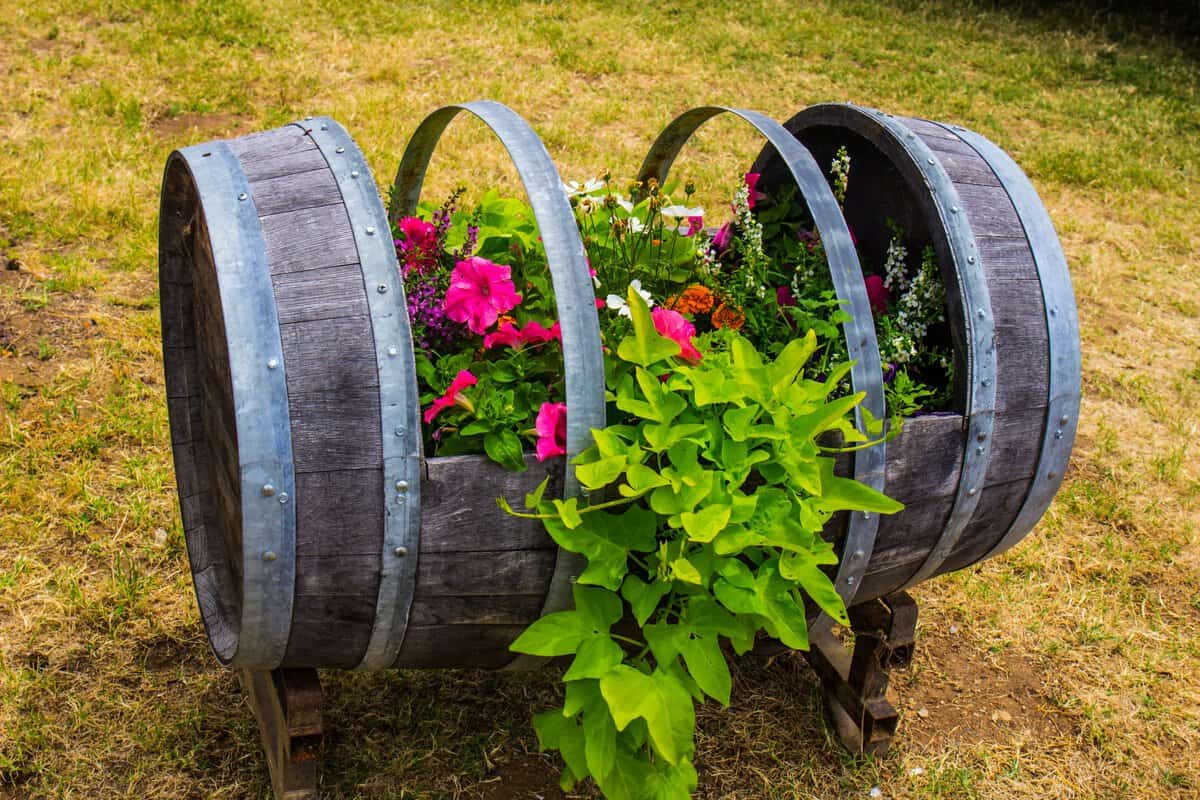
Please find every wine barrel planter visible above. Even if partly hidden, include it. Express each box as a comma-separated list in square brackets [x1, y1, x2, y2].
[160, 101, 1078, 676]
[750, 103, 1081, 603]
[159, 104, 602, 671]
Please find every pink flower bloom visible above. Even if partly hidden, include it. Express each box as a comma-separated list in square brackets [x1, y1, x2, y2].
[424, 370, 477, 424]
[651, 307, 702, 364]
[535, 402, 568, 461]
[744, 173, 767, 209]
[398, 217, 438, 254]
[444, 257, 523, 335]
[712, 222, 732, 251]
[865, 275, 890, 315]
[483, 320, 562, 350]
[595, 297, 606, 309]
[776, 286, 796, 307]
[684, 215, 704, 237]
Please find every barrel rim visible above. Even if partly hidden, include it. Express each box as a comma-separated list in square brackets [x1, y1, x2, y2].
[390, 100, 606, 670]
[637, 105, 887, 617]
[159, 142, 298, 668]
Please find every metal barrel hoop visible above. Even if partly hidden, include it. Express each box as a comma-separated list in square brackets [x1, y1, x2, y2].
[792, 104, 997, 591]
[947, 126, 1081, 561]
[636, 106, 887, 618]
[295, 117, 425, 671]
[159, 143, 298, 668]
[390, 101, 606, 668]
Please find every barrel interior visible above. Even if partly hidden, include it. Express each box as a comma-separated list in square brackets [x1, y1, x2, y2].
[161, 158, 243, 663]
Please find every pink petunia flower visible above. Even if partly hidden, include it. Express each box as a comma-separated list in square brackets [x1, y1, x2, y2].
[744, 173, 767, 209]
[712, 222, 733, 251]
[483, 320, 562, 350]
[444, 257, 523, 335]
[398, 217, 438, 254]
[684, 215, 704, 237]
[651, 307, 703, 364]
[865, 275, 890, 315]
[424, 370, 478, 424]
[535, 402, 568, 461]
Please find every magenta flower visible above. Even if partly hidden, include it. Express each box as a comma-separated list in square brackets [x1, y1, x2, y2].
[398, 217, 438, 254]
[684, 215, 704, 237]
[712, 222, 733, 251]
[483, 320, 562, 350]
[651, 307, 702, 364]
[443, 257, 523, 335]
[535, 402, 568, 461]
[776, 286, 796, 307]
[424, 370, 477, 424]
[744, 173, 767, 209]
[865, 274, 890, 315]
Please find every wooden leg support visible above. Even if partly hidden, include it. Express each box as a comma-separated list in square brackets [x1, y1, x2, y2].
[804, 592, 917, 756]
[238, 668, 324, 800]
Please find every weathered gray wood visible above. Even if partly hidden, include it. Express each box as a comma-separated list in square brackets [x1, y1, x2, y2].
[294, 469, 384, 556]
[420, 454, 561, 552]
[978, 236, 1038, 281]
[985, 405, 1046, 485]
[284, 594, 376, 668]
[261, 204, 359, 275]
[415, 551, 557, 597]
[278, 315, 379, 390]
[878, 414, 964, 503]
[921, 134, 980, 159]
[226, 125, 316, 163]
[271, 264, 371, 325]
[954, 183, 1025, 238]
[287, 386, 383, 473]
[407, 595, 545, 626]
[393, 625, 531, 669]
[250, 167, 342, 218]
[898, 116, 959, 142]
[933, 149, 1003, 187]
[240, 147, 329, 183]
[939, 478, 1033, 574]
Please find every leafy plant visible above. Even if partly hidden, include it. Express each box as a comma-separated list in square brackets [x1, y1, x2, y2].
[501, 286, 902, 798]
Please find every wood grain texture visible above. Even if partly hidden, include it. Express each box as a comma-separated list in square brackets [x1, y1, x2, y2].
[955, 183, 1025, 238]
[393, 625, 531, 669]
[271, 264, 371, 325]
[249, 167, 342, 218]
[287, 386, 383, 473]
[407, 594, 546, 626]
[278, 315, 379, 391]
[420, 454, 562, 552]
[261, 204, 358, 276]
[857, 494, 955, 601]
[283, 594, 376, 668]
[938, 478, 1034, 574]
[294, 469, 384, 556]
[226, 125, 316, 163]
[414, 551, 557, 597]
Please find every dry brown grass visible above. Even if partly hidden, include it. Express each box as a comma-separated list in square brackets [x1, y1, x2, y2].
[1, 1, 1199, 798]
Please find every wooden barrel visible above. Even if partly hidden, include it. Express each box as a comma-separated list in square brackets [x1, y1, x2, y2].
[749, 103, 1081, 602]
[159, 103, 603, 671]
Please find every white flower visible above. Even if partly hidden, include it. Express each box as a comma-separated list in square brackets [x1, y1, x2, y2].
[615, 196, 634, 213]
[627, 216, 645, 234]
[605, 279, 654, 317]
[659, 204, 704, 219]
[562, 178, 606, 197]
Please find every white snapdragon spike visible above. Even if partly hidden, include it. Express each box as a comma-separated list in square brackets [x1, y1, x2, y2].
[605, 279, 654, 317]
[627, 216, 645, 234]
[659, 204, 704, 219]
[561, 178, 606, 197]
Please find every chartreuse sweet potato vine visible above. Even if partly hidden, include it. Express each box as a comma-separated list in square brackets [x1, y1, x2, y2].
[501, 286, 903, 799]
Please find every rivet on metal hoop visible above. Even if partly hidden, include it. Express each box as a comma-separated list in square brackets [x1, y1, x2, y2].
[377, 284, 388, 293]
[335, 146, 345, 154]
[967, 255, 976, 264]
[982, 378, 991, 387]
[977, 432, 987, 442]
[976, 446, 985, 455]
[261, 484, 276, 497]
[278, 493, 289, 504]
[262, 551, 277, 562]
[394, 427, 405, 437]
[387, 345, 398, 357]
[967, 487, 978, 497]
[366, 227, 376, 236]
[393, 546, 409, 557]
[238, 192, 248, 202]
[1055, 429, 1064, 440]
[1060, 415, 1070, 425]
[951, 206, 960, 214]
[267, 358, 279, 370]
[977, 309, 986, 318]
[847, 576, 856, 586]
[853, 549, 865, 560]
[320, 124, 329, 131]
[927, 157, 935, 165]
[1047, 472, 1058, 480]
[350, 171, 359, 179]
[395, 480, 409, 492]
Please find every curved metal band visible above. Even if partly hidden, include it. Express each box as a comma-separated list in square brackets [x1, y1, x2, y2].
[949, 126, 1081, 561]
[298, 117, 425, 671]
[391, 101, 606, 668]
[637, 106, 886, 613]
[830, 106, 997, 591]
[174, 142, 297, 668]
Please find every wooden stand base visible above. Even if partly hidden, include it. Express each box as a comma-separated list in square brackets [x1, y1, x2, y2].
[238, 668, 324, 800]
[803, 592, 917, 756]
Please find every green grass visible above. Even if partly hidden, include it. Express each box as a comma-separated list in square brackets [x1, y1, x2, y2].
[1, 0, 1199, 798]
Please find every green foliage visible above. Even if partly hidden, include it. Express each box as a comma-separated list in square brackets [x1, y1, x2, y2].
[506, 287, 902, 798]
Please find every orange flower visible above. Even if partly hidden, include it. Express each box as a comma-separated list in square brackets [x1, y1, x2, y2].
[666, 284, 716, 315]
[712, 303, 746, 331]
